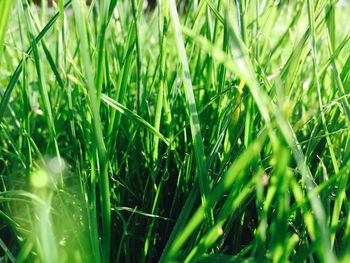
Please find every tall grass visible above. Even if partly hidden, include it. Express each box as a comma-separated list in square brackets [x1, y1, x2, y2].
[1, 0, 350, 262]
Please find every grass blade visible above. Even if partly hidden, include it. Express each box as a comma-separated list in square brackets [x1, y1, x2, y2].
[168, 0, 213, 225]
[72, 1, 111, 261]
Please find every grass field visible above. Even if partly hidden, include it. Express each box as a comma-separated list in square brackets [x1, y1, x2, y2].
[1, 0, 350, 262]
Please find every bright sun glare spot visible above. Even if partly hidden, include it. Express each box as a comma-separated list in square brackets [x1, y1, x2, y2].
[48, 157, 66, 174]
[30, 169, 48, 188]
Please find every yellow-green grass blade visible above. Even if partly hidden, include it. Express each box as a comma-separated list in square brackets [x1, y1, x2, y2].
[0, 0, 14, 61]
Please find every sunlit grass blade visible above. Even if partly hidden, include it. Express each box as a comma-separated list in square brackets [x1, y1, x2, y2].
[0, 0, 14, 61]
[168, 0, 212, 225]
[72, 0, 110, 262]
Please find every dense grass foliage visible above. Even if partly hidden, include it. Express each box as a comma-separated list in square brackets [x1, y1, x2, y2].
[1, 0, 350, 262]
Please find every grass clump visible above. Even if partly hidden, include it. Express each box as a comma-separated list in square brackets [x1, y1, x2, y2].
[1, 0, 350, 262]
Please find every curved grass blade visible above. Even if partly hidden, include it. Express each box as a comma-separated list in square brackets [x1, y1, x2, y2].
[102, 94, 169, 146]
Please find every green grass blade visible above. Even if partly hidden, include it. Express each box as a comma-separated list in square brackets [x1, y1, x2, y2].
[102, 94, 169, 146]
[72, 1, 111, 262]
[168, 0, 212, 225]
